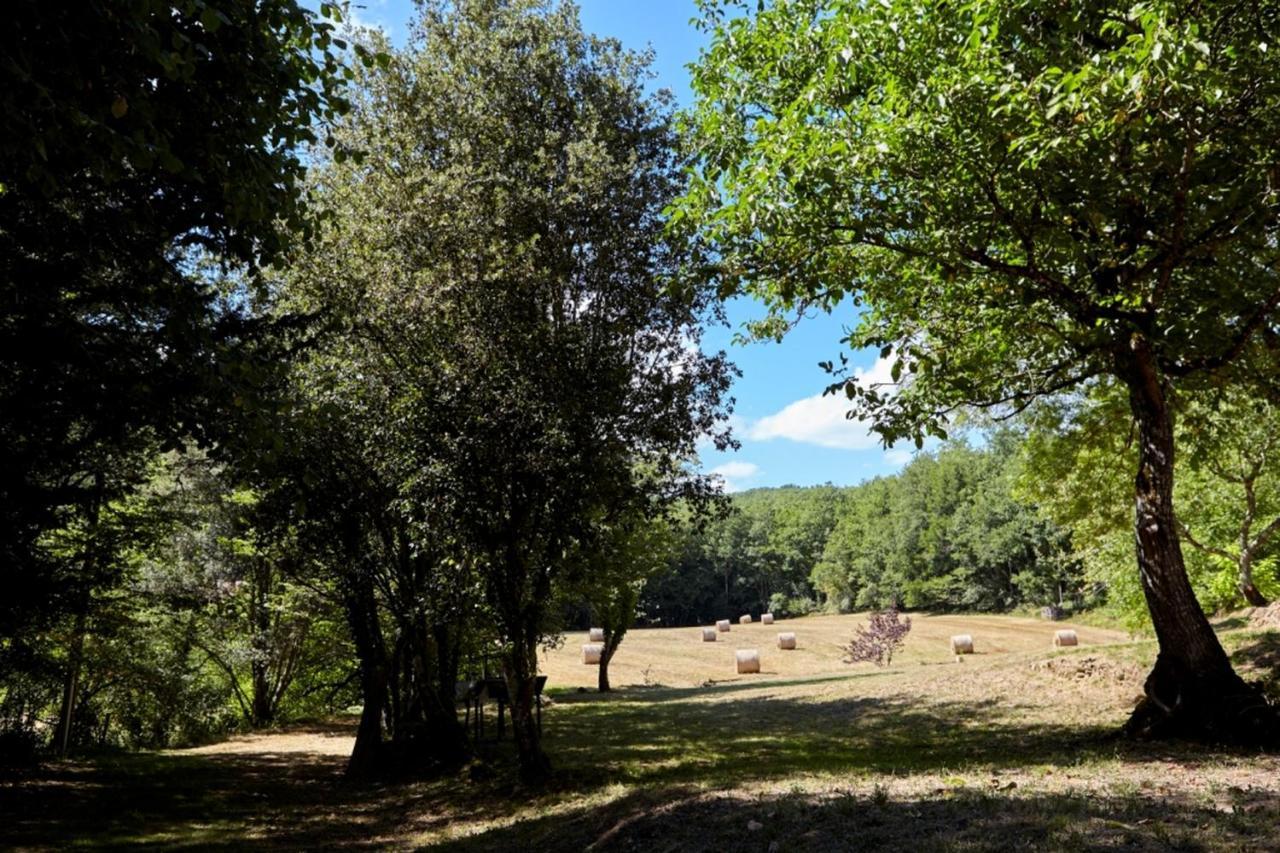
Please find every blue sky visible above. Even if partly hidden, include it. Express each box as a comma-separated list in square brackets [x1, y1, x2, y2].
[341, 0, 918, 490]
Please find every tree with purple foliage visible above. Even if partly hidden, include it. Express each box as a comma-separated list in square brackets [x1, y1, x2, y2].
[843, 608, 912, 668]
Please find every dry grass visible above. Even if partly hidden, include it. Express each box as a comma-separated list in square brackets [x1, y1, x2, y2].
[4, 616, 1279, 852]
[540, 612, 1130, 690]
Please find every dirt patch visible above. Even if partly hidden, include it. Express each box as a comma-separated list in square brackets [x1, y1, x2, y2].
[1249, 602, 1280, 631]
[1030, 655, 1142, 684]
[176, 728, 354, 758]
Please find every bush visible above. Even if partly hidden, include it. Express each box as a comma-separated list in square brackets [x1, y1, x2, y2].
[843, 607, 912, 667]
[768, 592, 817, 618]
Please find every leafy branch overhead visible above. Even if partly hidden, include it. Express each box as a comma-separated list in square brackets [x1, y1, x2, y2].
[678, 0, 1280, 446]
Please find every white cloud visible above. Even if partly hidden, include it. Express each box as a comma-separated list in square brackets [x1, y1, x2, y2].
[883, 447, 914, 467]
[745, 356, 898, 450]
[708, 460, 760, 492]
[342, 4, 393, 39]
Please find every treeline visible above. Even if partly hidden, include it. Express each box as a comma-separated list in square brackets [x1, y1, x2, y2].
[644, 389, 1280, 633]
[642, 434, 1085, 627]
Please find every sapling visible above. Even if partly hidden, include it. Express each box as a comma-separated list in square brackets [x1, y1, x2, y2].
[843, 608, 912, 668]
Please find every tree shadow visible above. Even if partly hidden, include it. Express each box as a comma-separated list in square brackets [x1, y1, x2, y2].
[424, 781, 1280, 852]
[5, 666, 1277, 849]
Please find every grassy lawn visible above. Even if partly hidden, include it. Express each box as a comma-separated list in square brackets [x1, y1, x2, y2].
[4, 614, 1279, 851]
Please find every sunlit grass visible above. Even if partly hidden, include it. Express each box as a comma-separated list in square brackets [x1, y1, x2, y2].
[4, 618, 1279, 852]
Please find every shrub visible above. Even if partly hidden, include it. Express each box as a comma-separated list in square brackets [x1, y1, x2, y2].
[843, 607, 912, 667]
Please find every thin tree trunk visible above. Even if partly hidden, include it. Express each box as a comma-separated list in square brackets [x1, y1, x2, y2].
[598, 627, 626, 692]
[1121, 345, 1277, 744]
[598, 641, 614, 693]
[250, 558, 273, 727]
[1238, 553, 1269, 607]
[53, 606, 87, 757]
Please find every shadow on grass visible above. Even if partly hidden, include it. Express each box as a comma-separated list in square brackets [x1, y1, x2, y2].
[5, 659, 1277, 850]
[425, 781, 1280, 852]
[545, 689, 1128, 794]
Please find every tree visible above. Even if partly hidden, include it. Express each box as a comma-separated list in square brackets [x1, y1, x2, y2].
[843, 607, 911, 668]
[678, 0, 1280, 742]
[1178, 390, 1280, 607]
[293, 0, 733, 782]
[0, 0, 360, 738]
[1020, 383, 1280, 621]
[582, 512, 680, 692]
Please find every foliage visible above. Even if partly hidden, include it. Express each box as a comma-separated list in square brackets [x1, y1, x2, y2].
[272, 0, 733, 780]
[643, 436, 1079, 624]
[678, 0, 1280, 741]
[0, 0, 364, 748]
[843, 608, 912, 667]
[582, 511, 681, 691]
[1019, 383, 1280, 627]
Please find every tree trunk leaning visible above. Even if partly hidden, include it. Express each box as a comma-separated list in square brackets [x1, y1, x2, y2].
[1121, 346, 1278, 745]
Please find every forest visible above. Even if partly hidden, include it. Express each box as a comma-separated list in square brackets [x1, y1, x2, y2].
[4, 0, 1280, 848]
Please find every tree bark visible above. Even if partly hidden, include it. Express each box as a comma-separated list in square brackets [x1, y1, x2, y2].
[597, 628, 625, 692]
[505, 631, 551, 784]
[598, 639, 614, 693]
[1238, 553, 1269, 607]
[53, 605, 87, 757]
[250, 558, 273, 727]
[1121, 343, 1277, 744]
[344, 570, 389, 779]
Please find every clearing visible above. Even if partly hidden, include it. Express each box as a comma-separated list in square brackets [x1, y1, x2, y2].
[4, 612, 1279, 851]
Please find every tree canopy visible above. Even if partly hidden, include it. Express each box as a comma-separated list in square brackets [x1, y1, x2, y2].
[677, 0, 1280, 743]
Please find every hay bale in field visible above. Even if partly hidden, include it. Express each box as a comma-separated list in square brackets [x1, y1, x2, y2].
[582, 643, 603, 665]
[950, 634, 974, 655]
[735, 649, 760, 674]
[701, 627, 717, 642]
[1053, 629, 1079, 647]
[761, 613, 774, 625]
[588, 627, 605, 642]
[777, 632, 796, 650]
[739, 614, 752, 624]
[716, 619, 732, 632]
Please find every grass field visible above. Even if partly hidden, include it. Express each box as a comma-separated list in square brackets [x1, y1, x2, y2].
[4, 612, 1280, 851]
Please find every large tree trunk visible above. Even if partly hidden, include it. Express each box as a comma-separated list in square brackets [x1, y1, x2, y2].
[345, 571, 389, 779]
[425, 622, 468, 764]
[505, 631, 551, 784]
[1121, 346, 1277, 744]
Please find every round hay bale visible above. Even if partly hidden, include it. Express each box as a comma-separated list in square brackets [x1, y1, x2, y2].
[582, 643, 603, 665]
[701, 627, 717, 642]
[950, 634, 974, 655]
[739, 614, 752, 624]
[1053, 629, 1079, 648]
[777, 632, 796, 650]
[588, 627, 605, 642]
[761, 613, 775, 625]
[716, 619, 732, 632]
[735, 649, 761, 674]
